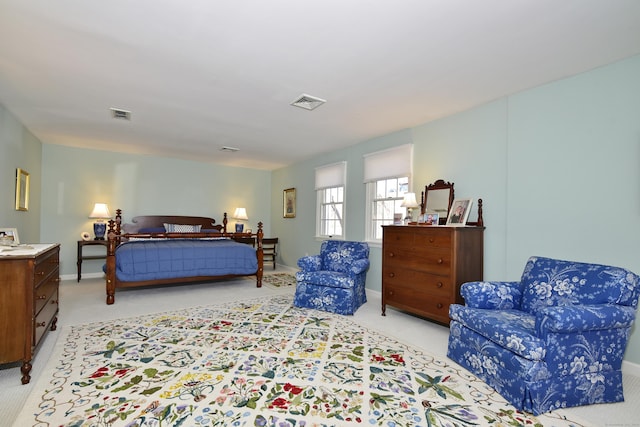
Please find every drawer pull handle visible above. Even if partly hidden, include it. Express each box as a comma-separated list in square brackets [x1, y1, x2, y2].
[437, 258, 443, 264]
[388, 291, 394, 296]
[36, 271, 45, 276]
[52, 299, 58, 304]
[429, 238, 434, 243]
[436, 282, 443, 288]
[36, 322, 46, 328]
[436, 303, 443, 309]
[36, 294, 47, 300]
[389, 273, 395, 278]
[389, 252, 395, 257]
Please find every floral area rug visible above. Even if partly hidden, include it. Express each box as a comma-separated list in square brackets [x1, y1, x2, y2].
[16, 295, 588, 426]
[262, 272, 297, 288]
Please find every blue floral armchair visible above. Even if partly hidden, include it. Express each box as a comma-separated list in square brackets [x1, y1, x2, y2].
[294, 240, 370, 315]
[447, 256, 640, 415]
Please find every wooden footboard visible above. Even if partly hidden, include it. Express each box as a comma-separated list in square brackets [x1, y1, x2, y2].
[106, 209, 264, 305]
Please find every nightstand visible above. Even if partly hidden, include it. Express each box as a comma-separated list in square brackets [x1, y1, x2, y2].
[77, 240, 108, 282]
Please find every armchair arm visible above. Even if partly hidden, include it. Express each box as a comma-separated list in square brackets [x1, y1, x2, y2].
[349, 259, 370, 275]
[460, 281, 523, 309]
[536, 304, 637, 335]
[297, 255, 322, 272]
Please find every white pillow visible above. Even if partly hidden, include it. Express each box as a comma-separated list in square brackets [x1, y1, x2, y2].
[163, 223, 202, 233]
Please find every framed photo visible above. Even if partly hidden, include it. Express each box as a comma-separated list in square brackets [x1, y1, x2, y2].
[0, 228, 20, 245]
[423, 212, 439, 225]
[283, 188, 296, 218]
[15, 168, 30, 211]
[446, 198, 473, 226]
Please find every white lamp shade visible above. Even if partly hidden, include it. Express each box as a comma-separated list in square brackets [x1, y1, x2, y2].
[233, 207, 248, 220]
[400, 193, 419, 208]
[89, 203, 111, 219]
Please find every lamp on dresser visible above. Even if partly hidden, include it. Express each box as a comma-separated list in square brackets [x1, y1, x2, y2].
[89, 203, 111, 240]
[400, 192, 419, 224]
[233, 207, 248, 232]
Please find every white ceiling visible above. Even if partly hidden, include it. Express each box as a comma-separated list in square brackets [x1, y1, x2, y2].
[1, 1, 640, 171]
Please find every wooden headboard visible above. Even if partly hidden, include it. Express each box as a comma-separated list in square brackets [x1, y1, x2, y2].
[115, 210, 227, 234]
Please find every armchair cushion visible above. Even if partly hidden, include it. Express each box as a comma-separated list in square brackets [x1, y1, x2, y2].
[448, 256, 640, 415]
[449, 306, 545, 361]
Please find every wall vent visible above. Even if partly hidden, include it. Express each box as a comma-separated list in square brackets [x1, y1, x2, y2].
[290, 94, 326, 111]
[110, 107, 131, 120]
[220, 146, 240, 152]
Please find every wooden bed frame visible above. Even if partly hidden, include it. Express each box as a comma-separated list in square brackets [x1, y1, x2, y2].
[105, 209, 263, 305]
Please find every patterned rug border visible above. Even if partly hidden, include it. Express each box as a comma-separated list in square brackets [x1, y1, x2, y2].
[262, 272, 297, 288]
[15, 294, 591, 427]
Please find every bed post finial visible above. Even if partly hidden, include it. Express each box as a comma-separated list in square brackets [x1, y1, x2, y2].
[223, 212, 228, 233]
[256, 222, 264, 288]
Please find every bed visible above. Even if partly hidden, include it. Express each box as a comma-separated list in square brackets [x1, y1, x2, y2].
[105, 209, 264, 305]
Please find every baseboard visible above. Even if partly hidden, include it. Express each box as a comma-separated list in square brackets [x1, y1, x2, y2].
[623, 360, 640, 377]
[61, 272, 103, 281]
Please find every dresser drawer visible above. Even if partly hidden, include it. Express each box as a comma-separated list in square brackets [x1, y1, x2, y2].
[35, 275, 58, 316]
[34, 251, 59, 288]
[384, 247, 451, 276]
[384, 227, 452, 250]
[383, 269, 453, 297]
[34, 289, 58, 345]
[384, 283, 452, 323]
[412, 228, 452, 249]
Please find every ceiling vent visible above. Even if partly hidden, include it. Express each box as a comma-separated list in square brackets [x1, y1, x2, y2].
[220, 146, 240, 152]
[290, 94, 326, 111]
[110, 107, 131, 120]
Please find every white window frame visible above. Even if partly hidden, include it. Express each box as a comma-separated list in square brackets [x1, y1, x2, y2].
[316, 186, 345, 239]
[365, 176, 410, 243]
[315, 162, 346, 239]
[363, 144, 413, 244]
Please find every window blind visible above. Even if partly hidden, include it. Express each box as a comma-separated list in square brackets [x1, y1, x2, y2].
[363, 144, 413, 183]
[315, 161, 347, 190]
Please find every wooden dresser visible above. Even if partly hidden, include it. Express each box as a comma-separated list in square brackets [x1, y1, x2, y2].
[0, 243, 60, 384]
[382, 226, 483, 324]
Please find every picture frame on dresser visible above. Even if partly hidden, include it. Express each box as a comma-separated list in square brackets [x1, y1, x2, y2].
[446, 199, 473, 226]
[0, 227, 19, 244]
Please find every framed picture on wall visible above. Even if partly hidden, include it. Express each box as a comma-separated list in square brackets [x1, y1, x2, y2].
[15, 168, 30, 211]
[446, 198, 473, 226]
[283, 188, 296, 218]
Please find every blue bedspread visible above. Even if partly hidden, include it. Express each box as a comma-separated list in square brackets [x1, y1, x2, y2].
[113, 239, 258, 282]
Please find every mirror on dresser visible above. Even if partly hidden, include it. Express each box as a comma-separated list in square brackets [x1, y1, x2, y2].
[421, 179, 454, 225]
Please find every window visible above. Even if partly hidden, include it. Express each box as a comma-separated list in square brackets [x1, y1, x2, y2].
[318, 186, 344, 237]
[367, 177, 409, 240]
[363, 144, 413, 242]
[315, 162, 346, 238]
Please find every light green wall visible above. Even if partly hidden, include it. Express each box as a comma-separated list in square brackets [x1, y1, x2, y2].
[40, 145, 272, 278]
[0, 104, 41, 243]
[272, 54, 640, 364]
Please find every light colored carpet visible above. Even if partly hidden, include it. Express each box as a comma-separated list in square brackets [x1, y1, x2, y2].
[14, 294, 585, 426]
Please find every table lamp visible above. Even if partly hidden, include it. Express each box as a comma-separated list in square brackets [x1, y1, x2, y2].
[400, 192, 419, 224]
[89, 203, 111, 240]
[233, 207, 248, 232]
